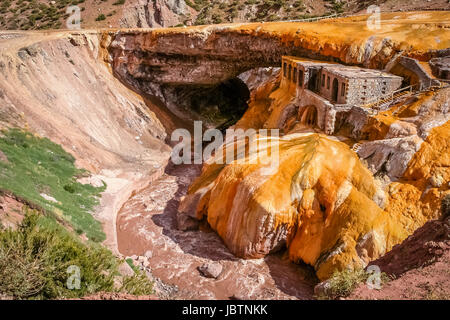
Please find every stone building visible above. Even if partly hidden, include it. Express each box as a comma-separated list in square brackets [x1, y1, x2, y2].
[282, 56, 403, 106]
[280, 56, 403, 134]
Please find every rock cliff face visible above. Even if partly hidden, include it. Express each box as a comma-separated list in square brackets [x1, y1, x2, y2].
[120, 0, 194, 28]
[0, 32, 169, 172]
[109, 12, 450, 87]
[108, 13, 450, 126]
[108, 12, 450, 127]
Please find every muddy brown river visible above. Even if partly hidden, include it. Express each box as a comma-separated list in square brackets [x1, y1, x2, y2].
[116, 162, 317, 300]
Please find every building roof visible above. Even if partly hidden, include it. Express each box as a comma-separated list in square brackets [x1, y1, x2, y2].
[282, 56, 402, 80]
[322, 65, 402, 79]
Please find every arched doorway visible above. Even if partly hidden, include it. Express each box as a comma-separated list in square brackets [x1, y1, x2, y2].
[300, 105, 318, 127]
[332, 78, 339, 102]
[308, 69, 318, 92]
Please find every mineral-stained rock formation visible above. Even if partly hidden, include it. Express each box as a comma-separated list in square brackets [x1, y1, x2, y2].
[173, 15, 450, 278]
[1, 11, 448, 293]
[179, 118, 449, 280]
[179, 132, 400, 280]
[357, 135, 424, 180]
[348, 216, 450, 300]
[110, 12, 450, 87]
[108, 12, 450, 128]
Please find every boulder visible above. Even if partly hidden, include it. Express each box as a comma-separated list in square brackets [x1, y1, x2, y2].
[429, 56, 450, 80]
[198, 262, 223, 279]
[385, 121, 417, 139]
[357, 135, 423, 180]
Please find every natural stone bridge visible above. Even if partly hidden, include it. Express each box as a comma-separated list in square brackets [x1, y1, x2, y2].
[100, 14, 449, 128]
[106, 12, 449, 88]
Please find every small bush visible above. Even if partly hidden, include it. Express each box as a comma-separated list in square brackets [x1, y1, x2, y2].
[0, 212, 116, 299]
[324, 269, 368, 299]
[63, 184, 75, 193]
[120, 271, 154, 296]
[95, 14, 106, 21]
[317, 268, 390, 299]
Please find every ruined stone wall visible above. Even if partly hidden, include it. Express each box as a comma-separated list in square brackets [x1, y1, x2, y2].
[281, 58, 303, 93]
[281, 58, 322, 94]
[281, 59, 337, 134]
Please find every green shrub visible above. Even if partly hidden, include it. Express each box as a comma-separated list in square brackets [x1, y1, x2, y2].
[95, 14, 106, 21]
[0, 212, 114, 299]
[0, 211, 153, 299]
[318, 268, 390, 299]
[120, 271, 154, 296]
[323, 269, 368, 299]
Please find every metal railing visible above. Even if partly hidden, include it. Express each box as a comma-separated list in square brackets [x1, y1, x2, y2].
[285, 13, 341, 23]
[361, 84, 419, 109]
[361, 80, 448, 111]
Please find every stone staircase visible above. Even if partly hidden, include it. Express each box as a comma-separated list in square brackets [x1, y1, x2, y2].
[361, 81, 449, 116]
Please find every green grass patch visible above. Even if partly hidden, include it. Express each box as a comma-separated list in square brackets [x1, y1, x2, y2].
[0, 128, 106, 242]
[126, 258, 139, 273]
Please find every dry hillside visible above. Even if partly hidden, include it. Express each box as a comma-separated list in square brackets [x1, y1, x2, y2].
[1, 0, 449, 30]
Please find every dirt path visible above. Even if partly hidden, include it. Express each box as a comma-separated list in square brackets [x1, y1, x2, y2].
[116, 162, 317, 300]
